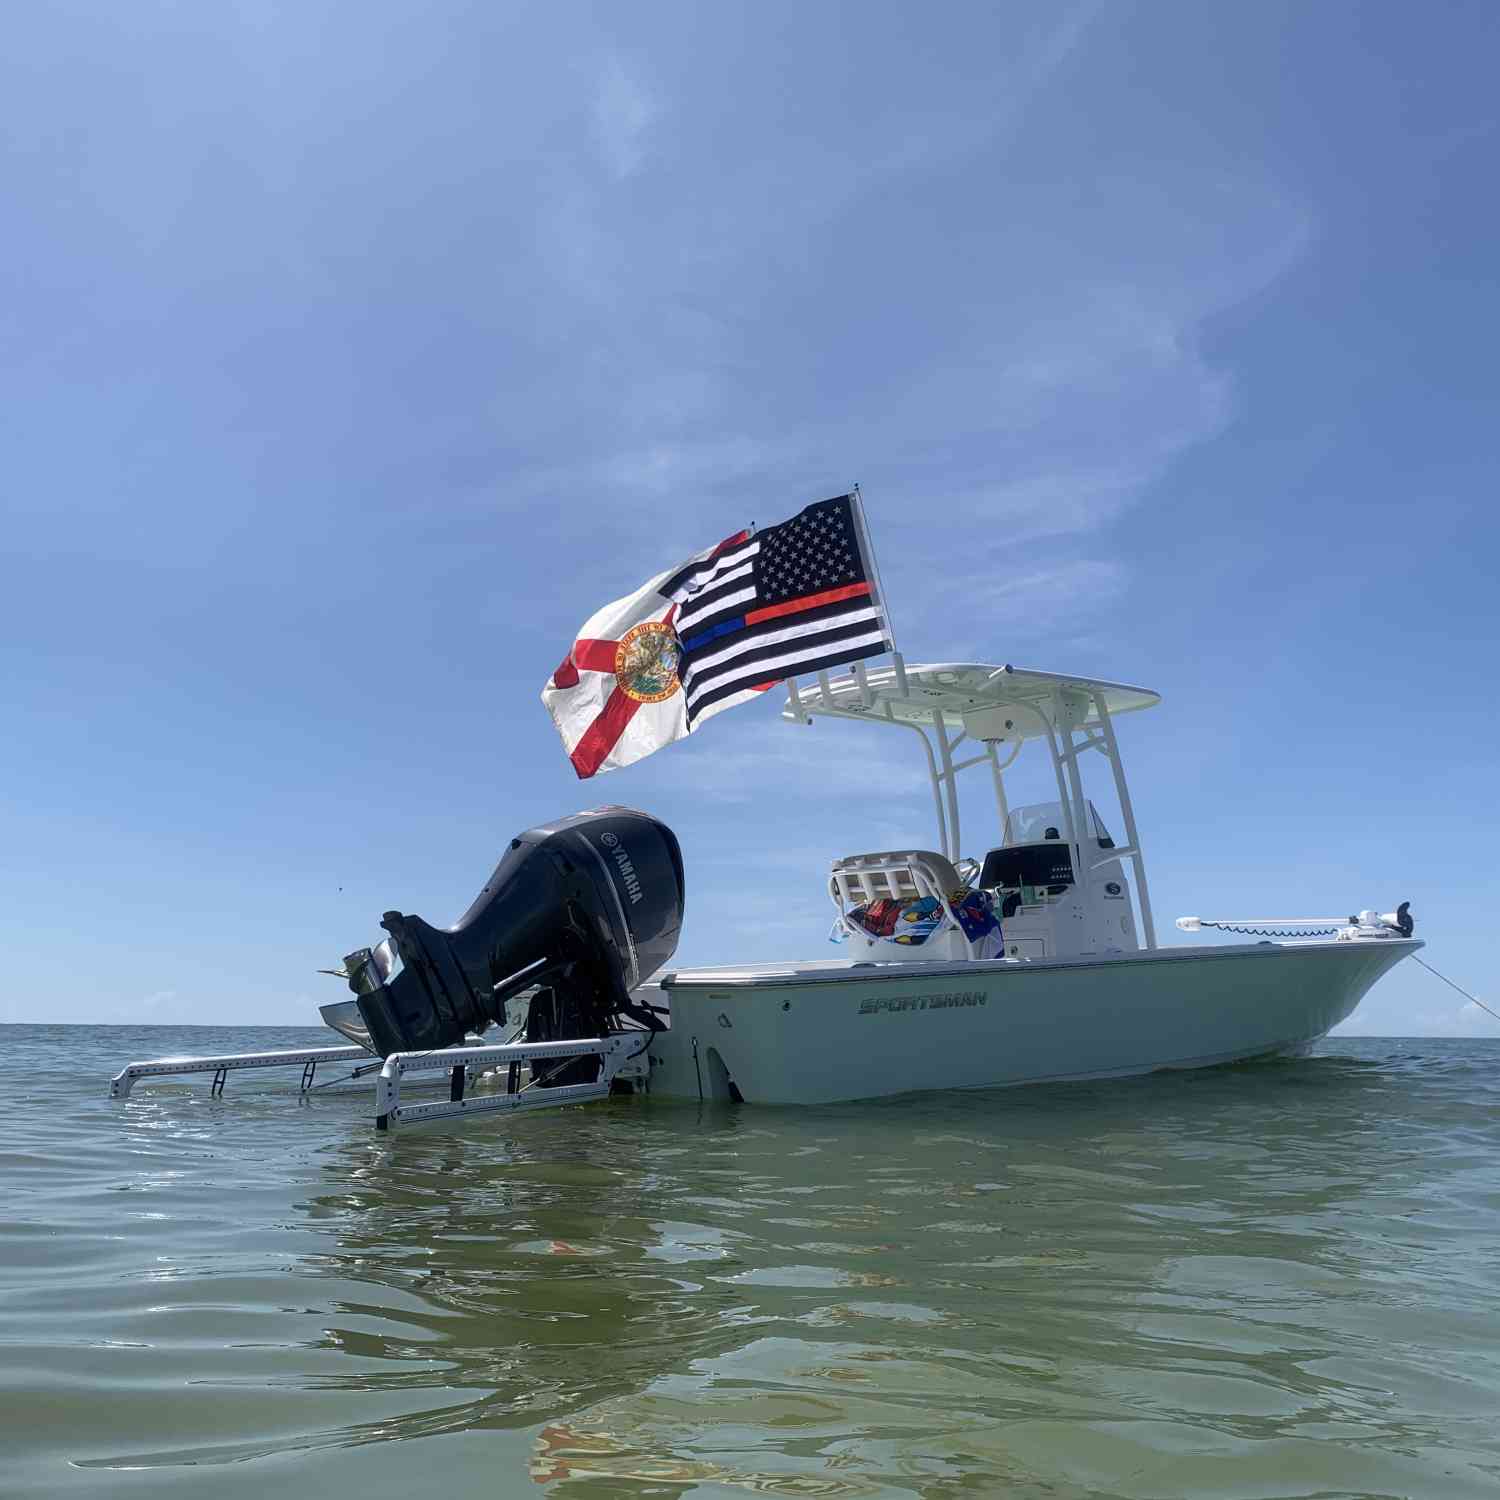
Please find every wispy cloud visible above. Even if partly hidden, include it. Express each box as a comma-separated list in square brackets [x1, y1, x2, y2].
[525, 80, 1309, 645]
[594, 57, 655, 180]
[637, 715, 930, 807]
[1337, 996, 1500, 1038]
[865, 1, 1103, 177]
[971, 558, 1125, 620]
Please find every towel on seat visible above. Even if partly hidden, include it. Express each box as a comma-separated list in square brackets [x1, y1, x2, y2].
[846, 889, 1001, 948]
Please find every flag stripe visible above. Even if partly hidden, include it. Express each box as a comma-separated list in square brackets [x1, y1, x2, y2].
[568, 684, 644, 779]
[745, 580, 871, 628]
[658, 531, 753, 601]
[670, 595, 746, 642]
[665, 546, 758, 610]
[688, 635, 888, 721]
[677, 613, 747, 654]
[684, 557, 755, 605]
[673, 567, 761, 628]
[685, 621, 889, 709]
[690, 680, 784, 728]
[685, 623, 891, 710]
[680, 587, 878, 655]
[684, 603, 880, 677]
[675, 582, 759, 635]
[680, 593, 884, 668]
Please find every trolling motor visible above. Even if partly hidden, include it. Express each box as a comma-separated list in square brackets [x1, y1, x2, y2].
[337, 807, 684, 1063]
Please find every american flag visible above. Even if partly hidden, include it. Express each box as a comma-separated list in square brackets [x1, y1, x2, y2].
[664, 494, 893, 727]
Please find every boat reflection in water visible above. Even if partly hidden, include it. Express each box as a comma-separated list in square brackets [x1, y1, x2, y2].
[293, 1100, 753, 1477]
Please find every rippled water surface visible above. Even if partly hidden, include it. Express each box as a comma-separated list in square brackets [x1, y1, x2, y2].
[3, 1025, 1499, 1498]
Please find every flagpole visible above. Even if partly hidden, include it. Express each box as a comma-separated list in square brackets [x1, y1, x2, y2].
[850, 483, 906, 697]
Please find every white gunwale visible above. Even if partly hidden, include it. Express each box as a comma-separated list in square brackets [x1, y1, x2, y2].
[661, 938, 1424, 991]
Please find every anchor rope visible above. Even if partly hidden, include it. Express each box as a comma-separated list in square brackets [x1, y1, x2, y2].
[308, 1062, 382, 1090]
[1413, 955, 1500, 1024]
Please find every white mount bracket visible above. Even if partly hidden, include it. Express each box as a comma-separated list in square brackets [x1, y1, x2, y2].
[373, 1033, 646, 1130]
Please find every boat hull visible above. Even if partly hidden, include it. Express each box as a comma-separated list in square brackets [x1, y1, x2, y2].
[641, 939, 1419, 1105]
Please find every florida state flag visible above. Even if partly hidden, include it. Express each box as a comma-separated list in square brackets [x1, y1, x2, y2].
[542, 531, 754, 778]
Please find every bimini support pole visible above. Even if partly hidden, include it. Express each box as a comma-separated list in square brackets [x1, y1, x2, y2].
[985, 738, 1018, 838]
[902, 720, 949, 859]
[1042, 691, 1082, 866]
[1051, 688, 1098, 891]
[931, 708, 962, 862]
[1091, 688, 1157, 949]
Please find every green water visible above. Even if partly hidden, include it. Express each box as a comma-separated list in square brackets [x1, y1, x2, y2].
[2, 1025, 1498, 1498]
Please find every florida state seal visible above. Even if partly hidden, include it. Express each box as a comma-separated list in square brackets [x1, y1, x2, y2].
[614, 621, 683, 703]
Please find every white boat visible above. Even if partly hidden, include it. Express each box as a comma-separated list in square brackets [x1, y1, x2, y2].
[110, 660, 1419, 1127]
[627, 661, 1418, 1104]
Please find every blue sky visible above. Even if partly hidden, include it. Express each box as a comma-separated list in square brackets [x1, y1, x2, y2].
[2, 1, 1494, 1034]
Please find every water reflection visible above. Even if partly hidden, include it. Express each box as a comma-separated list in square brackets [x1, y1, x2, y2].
[21, 1028, 1498, 1494]
[294, 1101, 766, 1479]
[285, 1051, 1500, 1493]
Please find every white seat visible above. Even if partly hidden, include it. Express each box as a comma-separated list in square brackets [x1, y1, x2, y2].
[829, 849, 964, 908]
[828, 850, 977, 962]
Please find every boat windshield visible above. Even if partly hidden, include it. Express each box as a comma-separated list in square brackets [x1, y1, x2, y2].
[1004, 800, 1114, 848]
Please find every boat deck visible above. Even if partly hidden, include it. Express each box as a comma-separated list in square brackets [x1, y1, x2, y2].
[659, 939, 1424, 990]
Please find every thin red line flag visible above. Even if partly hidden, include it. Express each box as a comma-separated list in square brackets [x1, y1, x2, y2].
[542, 494, 893, 778]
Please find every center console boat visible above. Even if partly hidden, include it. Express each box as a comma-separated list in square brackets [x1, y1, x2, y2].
[110, 661, 1419, 1127]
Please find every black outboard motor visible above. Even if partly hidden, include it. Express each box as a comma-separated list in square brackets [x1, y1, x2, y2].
[351, 807, 684, 1060]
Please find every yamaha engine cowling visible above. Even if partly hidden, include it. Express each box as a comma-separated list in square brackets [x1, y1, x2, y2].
[351, 807, 684, 1058]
